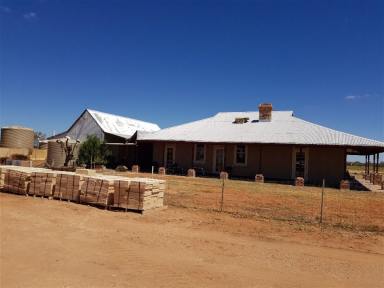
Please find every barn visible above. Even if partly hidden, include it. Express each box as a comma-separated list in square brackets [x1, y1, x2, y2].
[137, 104, 384, 187]
[51, 109, 160, 168]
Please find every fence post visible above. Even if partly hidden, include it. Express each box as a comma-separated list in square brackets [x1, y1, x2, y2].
[220, 178, 225, 212]
[320, 179, 325, 225]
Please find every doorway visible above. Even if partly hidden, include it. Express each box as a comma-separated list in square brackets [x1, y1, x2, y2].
[292, 147, 309, 180]
[213, 146, 225, 173]
[164, 145, 175, 168]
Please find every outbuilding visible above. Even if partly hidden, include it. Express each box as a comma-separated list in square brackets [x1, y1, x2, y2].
[50, 109, 160, 168]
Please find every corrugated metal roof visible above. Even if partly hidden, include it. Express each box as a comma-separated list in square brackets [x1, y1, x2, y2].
[137, 111, 384, 148]
[87, 109, 160, 139]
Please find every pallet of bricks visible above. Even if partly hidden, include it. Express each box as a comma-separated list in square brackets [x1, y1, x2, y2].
[0, 166, 31, 195]
[54, 171, 83, 202]
[0, 166, 166, 213]
[29, 169, 56, 197]
[80, 175, 115, 207]
[0, 166, 5, 190]
[113, 177, 165, 211]
[0, 166, 56, 197]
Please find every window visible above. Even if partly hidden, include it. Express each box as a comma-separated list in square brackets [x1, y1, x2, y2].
[235, 144, 247, 165]
[194, 144, 205, 163]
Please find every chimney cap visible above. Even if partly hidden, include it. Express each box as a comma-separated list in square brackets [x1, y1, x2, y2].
[259, 103, 273, 108]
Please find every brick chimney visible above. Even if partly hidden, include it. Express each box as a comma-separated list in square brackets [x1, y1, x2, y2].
[259, 103, 272, 121]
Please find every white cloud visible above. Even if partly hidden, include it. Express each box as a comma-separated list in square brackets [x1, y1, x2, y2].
[344, 94, 371, 101]
[23, 12, 37, 20]
[0, 6, 11, 13]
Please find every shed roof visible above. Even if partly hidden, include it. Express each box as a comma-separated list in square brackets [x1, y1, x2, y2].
[87, 109, 160, 139]
[49, 109, 160, 140]
[137, 111, 384, 150]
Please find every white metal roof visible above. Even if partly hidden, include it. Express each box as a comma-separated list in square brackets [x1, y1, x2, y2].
[137, 111, 384, 148]
[87, 109, 160, 139]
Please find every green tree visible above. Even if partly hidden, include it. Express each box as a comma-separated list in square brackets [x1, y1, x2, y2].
[77, 135, 110, 168]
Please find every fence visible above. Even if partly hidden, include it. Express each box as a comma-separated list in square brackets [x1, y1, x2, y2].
[115, 170, 383, 232]
[83, 170, 384, 232]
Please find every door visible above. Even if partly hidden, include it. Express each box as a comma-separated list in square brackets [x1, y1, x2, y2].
[292, 147, 309, 180]
[213, 146, 225, 173]
[137, 143, 153, 171]
[295, 151, 305, 178]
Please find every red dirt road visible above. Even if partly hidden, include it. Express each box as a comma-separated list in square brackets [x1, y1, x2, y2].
[1, 193, 383, 288]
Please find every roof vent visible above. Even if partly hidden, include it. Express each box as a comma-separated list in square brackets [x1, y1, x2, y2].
[233, 117, 249, 124]
[259, 103, 272, 122]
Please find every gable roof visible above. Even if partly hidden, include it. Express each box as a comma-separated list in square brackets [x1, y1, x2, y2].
[87, 109, 160, 139]
[49, 109, 160, 140]
[137, 111, 384, 149]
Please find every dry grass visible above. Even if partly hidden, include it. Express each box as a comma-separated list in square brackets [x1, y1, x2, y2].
[347, 165, 384, 174]
[103, 170, 384, 233]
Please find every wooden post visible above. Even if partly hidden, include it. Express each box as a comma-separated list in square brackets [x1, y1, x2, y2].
[320, 179, 325, 225]
[223, 144, 226, 170]
[368, 155, 370, 175]
[220, 178, 225, 212]
[377, 153, 380, 173]
[365, 155, 368, 176]
[376, 153, 378, 173]
[343, 148, 347, 178]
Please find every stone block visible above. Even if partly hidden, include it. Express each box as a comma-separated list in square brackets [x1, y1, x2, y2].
[220, 171, 228, 180]
[255, 174, 264, 183]
[340, 180, 350, 190]
[295, 177, 304, 186]
[187, 169, 196, 177]
[132, 165, 140, 173]
[158, 167, 166, 175]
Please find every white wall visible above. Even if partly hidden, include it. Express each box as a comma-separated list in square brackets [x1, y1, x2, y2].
[66, 110, 104, 142]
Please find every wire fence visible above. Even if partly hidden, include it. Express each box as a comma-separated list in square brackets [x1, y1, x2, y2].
[111, 171, 384, 232]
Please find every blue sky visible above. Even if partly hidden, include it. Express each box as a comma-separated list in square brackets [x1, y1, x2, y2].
[0, 0, 383, 159]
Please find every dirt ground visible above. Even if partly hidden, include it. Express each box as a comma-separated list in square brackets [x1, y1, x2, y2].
[1, 192, 383, 288]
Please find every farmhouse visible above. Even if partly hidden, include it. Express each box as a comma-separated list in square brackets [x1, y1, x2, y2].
[137, 104, 384, 186]
[50, 109, 160, 167]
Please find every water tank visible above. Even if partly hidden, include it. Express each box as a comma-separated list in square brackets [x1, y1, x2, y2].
[47, 138, 79, 168]
[0, 126, 34, 149]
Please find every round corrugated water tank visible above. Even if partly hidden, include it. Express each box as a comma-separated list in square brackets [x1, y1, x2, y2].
[46, 139, 79, 168]
[0, 126, 34, 149]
